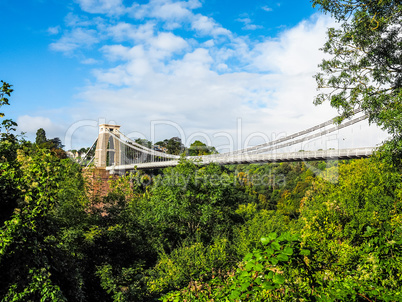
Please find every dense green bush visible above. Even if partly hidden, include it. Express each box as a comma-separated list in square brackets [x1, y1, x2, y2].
[2, 80, 402, 301]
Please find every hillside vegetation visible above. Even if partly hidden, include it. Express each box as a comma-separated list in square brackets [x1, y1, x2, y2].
[1, 94, 401, 300]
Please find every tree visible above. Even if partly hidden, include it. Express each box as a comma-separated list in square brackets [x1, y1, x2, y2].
[155, 138, 184, 155]
[0, 81, 13, 118]
[0, 147, 86, 301]
[0, 81, 21, 225]
[35, 128, 47, 145]
[135, 138, 152, 149]
[187, 140, 217, 156]
[139, 158, 244, 248]
[0, 81, 17, 138]
[313, 0, 402, 159]
[49, 137, 64, 150]
[299, 157, 402, 300]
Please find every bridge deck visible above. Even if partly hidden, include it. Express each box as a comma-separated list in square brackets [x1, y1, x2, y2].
[106, 147, 375, 172]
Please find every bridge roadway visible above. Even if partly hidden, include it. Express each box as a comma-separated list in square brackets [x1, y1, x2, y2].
[106, 147, 375, 172]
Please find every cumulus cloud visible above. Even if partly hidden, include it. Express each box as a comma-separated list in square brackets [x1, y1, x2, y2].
[107, 22, 156, 42]
[236, 18, 263, 30]
[151, 32, 188, 53]
[74, 0, 125, 15]
[44, 0, 387, 150]
[50, 27, 99, 53]
[250, 14, 336, 75]
[262, 6, 273, 12]
[47, 26, 61, 35]
[81, 58, 100, 64]
[17, 115, 65, 139]
[191, 14, 231, 37]
[130, 0, 201, 22]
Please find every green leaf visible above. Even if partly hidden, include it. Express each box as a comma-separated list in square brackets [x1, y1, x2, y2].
[267, 271, 274, 279]
[272, 274, 285, 285]
[283, 247, 293, 255]
[260, 237, 270, 245]
[277, 253, 289, 262]
[254, 252, 263, 260]
[300, 249, 310, 256]
[262, 281, 275, 290]
[254, 263, 264, 272]
[240, 282, 250, 291]
[244, 253, 254, 261]
[229, 290, 241, 300]
[245, 261, 255, 271]
[268, 232, 277, 240]
[271, 241, 281, 250]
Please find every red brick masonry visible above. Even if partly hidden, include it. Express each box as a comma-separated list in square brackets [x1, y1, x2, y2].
[83, 167, 119, 198]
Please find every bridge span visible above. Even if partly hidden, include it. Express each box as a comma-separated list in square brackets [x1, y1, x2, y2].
[106, 148, 374, 172]
[80, 109, 376, 173]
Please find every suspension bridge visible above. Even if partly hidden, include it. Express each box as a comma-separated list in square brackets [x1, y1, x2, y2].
[81, 109, 376, 174]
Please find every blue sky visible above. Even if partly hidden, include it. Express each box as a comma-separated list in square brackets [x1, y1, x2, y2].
[0, 0, 386, 151]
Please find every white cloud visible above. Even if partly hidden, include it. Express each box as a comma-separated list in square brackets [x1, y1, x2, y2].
[236, 18, 263, 30]
[131, 0, 200, 21]
[202, 39, 214, 47]
[101, 44, 132, 61]
[98, 30, 189, 81]
[250, 14, 336, 75]
[76, 13, 385, 149]
[45, 2, 387, 150]
[47, 26, 61, 35]
[107, 22, 156, 42]
[262, 6, 273, 12]
[74, 0, 125, 15]
[50, 27, 99, 53]
[64, 12, 94, 27]
[191, 14, 231, 37]
[81, 58, 100, 64]
[17, 115, 65, 139]
[243, 24, 262, 30]
[151, 32, 188, 53]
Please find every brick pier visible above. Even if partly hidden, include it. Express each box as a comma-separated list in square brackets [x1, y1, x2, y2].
[83, 167, 119, 198]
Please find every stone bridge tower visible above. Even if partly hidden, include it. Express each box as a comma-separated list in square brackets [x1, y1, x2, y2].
[94, 124, 121, 168]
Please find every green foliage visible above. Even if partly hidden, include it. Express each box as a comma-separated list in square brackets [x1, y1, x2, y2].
[233, 209, 289, 257]
[35, 128, 47, 145]
[135, 138, 152, 149]
[2, 81, 402, 301]
[34, 129, 66, 158]
[0, 80, 92, 299]
[0, 80, 23, 224]
[300, 157, 402, 300]
[162, 157, 402, 301]
[301, 158, 401, 244]
[96, 264, 145, 302]
[137, 159, 247, 251]
[2, 142, 402, 301]
[155, 138, 184, 155]
[228, 232, 302, 301]
[161, 232, 313, 301]
[0, 148, 88, 301]
[148, 238, 232, 295]
[0, 81, 13, 119]
[187, 140, 217, 156]
[3, 268, 66, 302]
[0, 141, 23, 224]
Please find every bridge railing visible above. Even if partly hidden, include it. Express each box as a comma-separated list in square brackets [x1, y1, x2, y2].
[106, 147, 375, 171]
